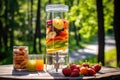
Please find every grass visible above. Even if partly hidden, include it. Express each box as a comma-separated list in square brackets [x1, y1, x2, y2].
[76, 48, 117, 67]
[105, 48, 117, 67]
[75, 56, 97, 65]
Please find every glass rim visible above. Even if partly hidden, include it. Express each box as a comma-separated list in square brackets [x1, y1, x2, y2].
[46, 4, 69, 12]
[13, 46, 28, 48]
[29, 54, 43, 55]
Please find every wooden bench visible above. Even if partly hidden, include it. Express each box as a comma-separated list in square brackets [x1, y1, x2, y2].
[0, 65, 120, 80]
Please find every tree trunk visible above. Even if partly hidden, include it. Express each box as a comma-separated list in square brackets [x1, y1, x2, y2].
[113, 0, 120, 67]
[73, 21, 79, 46]
[33, 0, 42, 53]
[38, 0, 42, 53]
[4, 0, 8, 51]
[48, 0, 52, 3]
[9, 0, 16, 49]
[68, 0, 80, 46]
[0, 20, 3, 50]
[0, 0, 3, 48]
[30, 0, 33, 29]
[96, 0, 105, 65]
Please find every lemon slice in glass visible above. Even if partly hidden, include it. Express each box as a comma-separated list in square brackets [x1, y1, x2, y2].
[53, 18, 64, 30]
[47, 31, 56, 39]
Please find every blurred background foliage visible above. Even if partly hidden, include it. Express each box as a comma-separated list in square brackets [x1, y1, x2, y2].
[0, 0, 114, 65]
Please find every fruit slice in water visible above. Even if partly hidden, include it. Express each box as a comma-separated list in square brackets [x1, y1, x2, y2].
[47, 31, 56, 39]
[53, 19, 64, 30]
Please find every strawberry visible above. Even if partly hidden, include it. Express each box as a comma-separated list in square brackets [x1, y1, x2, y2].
[90, 66, 96, 71]
[46, 20, 52, 25]
[82, 62, 89, 68]
[88, 68, 96, 76]
[70, 69, 79, 77]
[93, 64, 101, 72]
[70, 63, 77, 71]
[62, 67, 72, 76]
[80, 66, 88, 76]
[76, 65, 81, 71]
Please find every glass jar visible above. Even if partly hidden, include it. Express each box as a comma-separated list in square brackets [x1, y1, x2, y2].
[13, 46, 28, 71]
[45, 4, 69, 73]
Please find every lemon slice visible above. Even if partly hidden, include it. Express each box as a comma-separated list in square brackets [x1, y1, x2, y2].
[47, 31, 56, 39]
[53, 19, 64, 30]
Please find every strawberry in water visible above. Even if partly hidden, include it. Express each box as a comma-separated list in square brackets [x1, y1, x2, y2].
[46, 20, 52, 25]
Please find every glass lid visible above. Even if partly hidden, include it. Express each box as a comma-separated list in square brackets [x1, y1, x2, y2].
[46, 4, 69, 12]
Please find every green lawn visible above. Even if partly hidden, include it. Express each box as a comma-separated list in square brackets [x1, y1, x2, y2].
[105, 48, 117, 67]
[76, 48, 117, 67]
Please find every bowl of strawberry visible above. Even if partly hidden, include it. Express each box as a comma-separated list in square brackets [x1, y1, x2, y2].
[62, 62, 101, 77]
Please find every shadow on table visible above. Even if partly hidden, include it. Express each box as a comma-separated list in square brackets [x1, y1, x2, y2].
[49, 72, 96, 80]
[12, 69, 31, 76]
[49, 73, 95, 80]
[49, 72, 67, 79]
[12, 69, 46, 76]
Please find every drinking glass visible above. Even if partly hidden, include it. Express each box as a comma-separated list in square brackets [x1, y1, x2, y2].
[35, 54, 44, 71]
[27, 54, 36, 72]
[26, 54, 44, 72]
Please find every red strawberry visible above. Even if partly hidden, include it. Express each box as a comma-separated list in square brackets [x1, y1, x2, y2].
[70, 63, 77, 71]
[80, 66, 88, 76]
[88, 68, 96, 76]
[62, 67, 72, 76]
[70, 69, 79, 77]
[76, 65, 81, 71]
[90, 66, 96, 71]
[82, 62, 89, 68]
[93, 64, 101, 72]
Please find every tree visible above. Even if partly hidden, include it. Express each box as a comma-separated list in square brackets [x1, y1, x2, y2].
[33, 0, 42, 53]
[3, 0, 8, 51]
[48, 0, 52, 3]
[96, 0, 105, 65]
[113, 0, 120, 67]
[0, 0, 3, 51]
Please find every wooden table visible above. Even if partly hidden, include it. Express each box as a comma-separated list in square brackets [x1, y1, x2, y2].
[0, 65, 120, 80]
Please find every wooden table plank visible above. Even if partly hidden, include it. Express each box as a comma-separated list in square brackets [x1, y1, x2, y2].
[0, 65, 120, 80]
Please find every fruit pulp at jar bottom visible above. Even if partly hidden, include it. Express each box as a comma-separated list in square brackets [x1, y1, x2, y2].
[46, 19, 68, 53]
[36, 60, 44, 71]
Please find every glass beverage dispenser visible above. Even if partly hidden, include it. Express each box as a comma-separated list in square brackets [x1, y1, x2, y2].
[46, 4, 69, 73]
